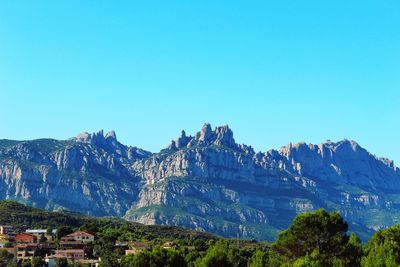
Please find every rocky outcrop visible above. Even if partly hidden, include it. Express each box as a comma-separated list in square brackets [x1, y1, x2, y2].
[0, 132, 151, 216]
[0, 125, 399, 240]
[278, 140, 400, 190]
[73, 130, 151, 161]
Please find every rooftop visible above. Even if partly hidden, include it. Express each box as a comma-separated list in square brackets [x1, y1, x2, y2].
[66, 231, 94, 238]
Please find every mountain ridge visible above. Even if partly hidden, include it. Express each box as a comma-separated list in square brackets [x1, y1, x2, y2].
[0, 124, 399, 241]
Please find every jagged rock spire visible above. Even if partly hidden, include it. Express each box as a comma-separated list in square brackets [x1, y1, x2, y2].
[105, 130, 117, 141]
[214, 125, 235, 147]
[166, 123, 238, 150]
[74, 129, 121, 151]
[199, 123, 212, 142]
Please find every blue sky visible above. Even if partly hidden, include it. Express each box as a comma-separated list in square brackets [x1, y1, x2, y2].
[0, 1, 399, 164]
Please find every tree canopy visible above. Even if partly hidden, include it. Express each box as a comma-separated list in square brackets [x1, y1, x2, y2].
[269, 209, 362, 266]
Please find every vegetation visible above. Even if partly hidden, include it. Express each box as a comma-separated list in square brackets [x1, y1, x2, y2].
[4, 201, 400, 266]
[0, 201, 84, 231]
[0, 200, 215, 242]
[362, 224, 400, 266]
[0, 250, 14, 266]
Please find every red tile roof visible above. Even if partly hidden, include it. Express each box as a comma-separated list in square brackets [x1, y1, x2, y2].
[15, 233, 37, 243]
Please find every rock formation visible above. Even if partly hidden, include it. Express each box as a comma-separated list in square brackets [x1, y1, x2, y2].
[1, 124, 399, 240]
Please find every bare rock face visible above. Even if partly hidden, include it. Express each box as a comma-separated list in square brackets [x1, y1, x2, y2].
[214, 125, 235, 147]
[1, 124, 399, 240]
[0, 133, 151, 216]
[278, 140, 400, 189]
[175, 130, 190, 149]
[125, 124, 400, 240]
[169, 124, 238, 151]
[199, 123, 213, 143]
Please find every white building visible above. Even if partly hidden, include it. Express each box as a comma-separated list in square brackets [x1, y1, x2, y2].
[65, 231, 95, 243]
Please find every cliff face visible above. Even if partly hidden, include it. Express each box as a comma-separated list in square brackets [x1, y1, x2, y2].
[1, 124, 399, 240]
[0, 132, 150, 216]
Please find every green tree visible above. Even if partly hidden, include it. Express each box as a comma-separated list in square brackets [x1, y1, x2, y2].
[195, 240, 232, 267]
[69, 260, 84, 267]
[249, 250, 268, 267]
[121, 252, 151, 267]
[46, 228, 53, 235]
[164, 249, 186, 267]
[56, 258, 68, 267]
[0, 250, 14, 266]
[79, 221, 99, 234]
[21, 259, 32, 267]
[342, 232, 363, 267]
[6, 262, 18, 267]
[362, 225, 400, 267]
[31, 256, 45, 267]
[293, 250, 324, 267]
[121, 248, 186, 267]
[98, 249, 120, 267]
[3, 242, 14, 248]
[39, 233, 47, 243]
[147, 247, 186, 267]
[185, 251, 202, 267]
[56, 226, 73, 240]
[269, 209, 358, 266]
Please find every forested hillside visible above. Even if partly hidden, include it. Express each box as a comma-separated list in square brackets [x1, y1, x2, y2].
[1, 201, 399, 266]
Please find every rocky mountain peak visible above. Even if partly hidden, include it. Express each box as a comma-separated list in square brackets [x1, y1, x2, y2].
[105, 130, 117, 141]
[73, 129, 125, 153]
[214, 125, 235, 147]
[165, 123, 238, 151]
[199, 123, 213, 142]
[75, 130, 103, 143]
[2, 126, 400, 241]
[74, 132, 92, 143]
[194, 123, 236, 147]
[280, 139, 361, 158]
[330, 139, 360, 153]
[175, 130, 191, 149]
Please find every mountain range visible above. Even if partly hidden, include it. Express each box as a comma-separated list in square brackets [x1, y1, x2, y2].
[1, 124, 399, 241]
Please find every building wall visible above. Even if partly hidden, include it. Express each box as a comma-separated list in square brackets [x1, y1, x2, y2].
[74, 236, 94, 242]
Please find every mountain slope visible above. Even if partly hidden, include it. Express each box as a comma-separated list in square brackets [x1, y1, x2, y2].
[0, 200, 216, 242]
[0, 131, 151, 216]
[1, 124, 399, 241]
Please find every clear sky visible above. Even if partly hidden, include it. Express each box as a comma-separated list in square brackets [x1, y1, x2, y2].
[0, 1, 399, 164]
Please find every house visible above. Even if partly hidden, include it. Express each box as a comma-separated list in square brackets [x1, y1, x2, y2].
[54, 249, 85, 260]
[65, 231, 94, 243]
[15, 233, 37, 243]
[162, 241, 179, 250]
[26, 229, 55, 243]
[60, 236, 85, 249]
[59, 231, 94, 249]
[16, 244, 38, 262]
[125, 242, 151, 255]
[45, 255, 99, 267]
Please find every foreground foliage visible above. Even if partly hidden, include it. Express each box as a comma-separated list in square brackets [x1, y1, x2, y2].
[3, 201, 400, 266]
[269, 209, 363, 266]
